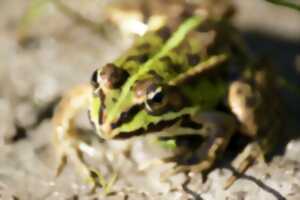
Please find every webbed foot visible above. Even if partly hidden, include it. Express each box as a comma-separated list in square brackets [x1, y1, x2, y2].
[223, 142, 265, 189]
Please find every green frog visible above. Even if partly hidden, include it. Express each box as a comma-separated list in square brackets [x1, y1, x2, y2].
[52, 3, 282, 192]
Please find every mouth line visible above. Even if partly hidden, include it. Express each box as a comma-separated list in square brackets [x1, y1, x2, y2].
[110, 104, 143, 130]
[113, 118, 180, 139]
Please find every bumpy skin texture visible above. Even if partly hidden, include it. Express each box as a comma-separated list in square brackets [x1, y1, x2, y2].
[52, 12, 281, 190]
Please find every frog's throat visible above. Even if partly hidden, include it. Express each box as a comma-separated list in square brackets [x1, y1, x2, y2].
[106, 15, 205, 124]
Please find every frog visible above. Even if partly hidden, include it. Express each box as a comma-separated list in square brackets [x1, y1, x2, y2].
[52, 2, 282, 192]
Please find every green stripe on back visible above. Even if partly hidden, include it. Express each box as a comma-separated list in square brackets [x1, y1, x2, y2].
[107, 16, 205, 123]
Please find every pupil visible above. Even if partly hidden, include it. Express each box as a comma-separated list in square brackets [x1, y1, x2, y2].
[152, 93, 164, 103]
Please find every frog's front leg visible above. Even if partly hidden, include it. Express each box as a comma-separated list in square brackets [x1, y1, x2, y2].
[171, 112, 237, 174]
[52, 84, 96, 185]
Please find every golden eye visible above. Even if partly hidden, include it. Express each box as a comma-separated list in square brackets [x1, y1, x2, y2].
[145, 87, 169, 115]
[133, 72, 163, 103]
[145, 86, 186, 115]
[99, 63, 129, 89]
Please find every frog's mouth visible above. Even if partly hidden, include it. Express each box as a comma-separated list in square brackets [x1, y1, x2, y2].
[113, 118, 180, 139]
[99, 104, 143, 139]
[100, 109, 179, 140]
[109, 104, 143, 130]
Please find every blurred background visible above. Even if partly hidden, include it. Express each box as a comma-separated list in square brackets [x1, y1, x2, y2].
[0, 0, 300, 199]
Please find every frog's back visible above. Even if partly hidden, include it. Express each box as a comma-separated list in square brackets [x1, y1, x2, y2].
[113, 23, 223, 81]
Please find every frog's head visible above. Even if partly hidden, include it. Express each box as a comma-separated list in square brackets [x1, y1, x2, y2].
[88, 63, 198, 139]
[87, 16, 227, 139]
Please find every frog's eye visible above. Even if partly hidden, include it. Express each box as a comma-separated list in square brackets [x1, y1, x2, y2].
[146, 86, 186, 115]
[133, 72, 163, 103]
[151, 92, 164, 103]
[99, 63, 129, 89]
[145, 86, 169, 115]
[90, 69, 99, 88]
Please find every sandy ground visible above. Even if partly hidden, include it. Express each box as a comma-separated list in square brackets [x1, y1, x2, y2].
[0, 0, 300, 199]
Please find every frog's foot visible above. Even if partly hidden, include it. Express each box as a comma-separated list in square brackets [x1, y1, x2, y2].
[89, 168, 118, 195]
[54, 133, 99, 187]
[55, 130, 119, 194]
[162, 112, 237, 180]
[223, 142, 265, 190]
[162, 137, 228, 180]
